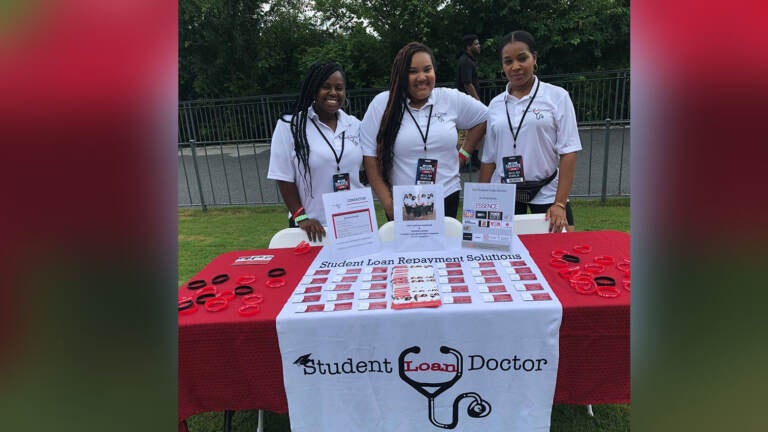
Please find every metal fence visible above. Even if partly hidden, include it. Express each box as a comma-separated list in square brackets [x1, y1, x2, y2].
[178, 70, 630, 209]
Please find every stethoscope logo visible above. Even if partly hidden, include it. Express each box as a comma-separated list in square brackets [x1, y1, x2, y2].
[398, 345, 492, 429]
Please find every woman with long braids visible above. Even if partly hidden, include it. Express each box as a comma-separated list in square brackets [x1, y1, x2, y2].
[268, 61, 363, 242]
[478, 31, 581, 233]
[360, 42, 487, 220]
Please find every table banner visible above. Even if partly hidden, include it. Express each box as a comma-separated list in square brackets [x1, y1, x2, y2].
[276, 238, 562, 431]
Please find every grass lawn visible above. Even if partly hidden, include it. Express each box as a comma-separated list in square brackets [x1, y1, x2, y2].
[179, 197, 630, 431]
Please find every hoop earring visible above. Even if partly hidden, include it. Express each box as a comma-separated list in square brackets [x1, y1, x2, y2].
[534, 63, 539, 72]
[342, 97, 350, 110]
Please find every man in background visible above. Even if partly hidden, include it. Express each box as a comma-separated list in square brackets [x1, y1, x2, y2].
[456, 34, 483, 171]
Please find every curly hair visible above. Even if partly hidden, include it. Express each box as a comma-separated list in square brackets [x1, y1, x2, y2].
[278, 61, 346, 197]
[376, 42, 435, 187]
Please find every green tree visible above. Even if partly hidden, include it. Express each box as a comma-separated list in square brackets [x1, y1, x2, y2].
[179, 0, 332, 100]
[179, 0, 629, 100]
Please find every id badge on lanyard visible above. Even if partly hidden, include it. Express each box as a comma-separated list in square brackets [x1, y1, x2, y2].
[415, 158, 438, 184]
[333, 172, 351, 191]
[501, 155, 524, 184]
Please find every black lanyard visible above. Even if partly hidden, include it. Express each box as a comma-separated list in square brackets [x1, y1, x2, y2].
[504, 78, 540, 151]
[405, 104, 434, 154]
[311, 118, 345, 172]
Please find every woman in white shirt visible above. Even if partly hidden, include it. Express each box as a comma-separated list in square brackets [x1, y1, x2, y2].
[360, 42, 487, 220]
[479, 31, 582, 233]
[267, 61, 364, 242]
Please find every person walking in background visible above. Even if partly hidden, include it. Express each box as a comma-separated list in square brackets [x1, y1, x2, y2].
[456, 34, 481, 100]
[267, 61, 364, 242]
[455, 34, 483, 172]
[478, 31, 581, 233]
[360, 42, 487, 220]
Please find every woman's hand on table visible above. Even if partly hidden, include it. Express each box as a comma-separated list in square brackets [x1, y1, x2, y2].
[298, 218, 326, 242]
[546, 204, 568, 233]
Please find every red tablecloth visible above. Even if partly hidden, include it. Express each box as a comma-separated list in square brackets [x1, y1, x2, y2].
[179, 230, 630, 423]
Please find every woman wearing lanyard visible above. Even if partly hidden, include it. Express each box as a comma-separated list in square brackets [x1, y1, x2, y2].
[267, 61, 363, 242]
[479, 31, 582, 233]
[360, 42, 487, 220]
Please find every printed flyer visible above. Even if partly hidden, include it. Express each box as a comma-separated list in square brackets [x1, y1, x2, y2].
[461, 182, 517, 251]
[392, 184, 456, 252]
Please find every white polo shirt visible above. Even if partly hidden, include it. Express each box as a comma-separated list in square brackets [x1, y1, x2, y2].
[360, 87, 487, 197]
[482, 77, 582, 204]
[267, 107, 363, 225]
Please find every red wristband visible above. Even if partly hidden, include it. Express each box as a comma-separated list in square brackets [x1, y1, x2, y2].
[243, 294, 264, 305]
[558, 266, 581, 279]
[570, 274, 596, 294]
[178, 297, 198, 314]
[216, 289, 236, 301]
[294, 241, 312, 255]
[582, 263, 605, 274]
[616, 262, 631, 274]
[265, 277, 286, 288]
[594, 255, 615, 265]
[238, 304, 261, 316]
[236, 275, 257, 285]
[573, 244, 593, 254]
[205, 297, 229, 312]
[549, 258, 568, 268]
[596, 285, 620, 297]
[551, 249, 570, 258]
[622, 279, 631, 291]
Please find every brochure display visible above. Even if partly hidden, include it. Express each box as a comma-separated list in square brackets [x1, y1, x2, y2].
[392, 184, 457, 251]
[321, 188, 382, 259]
[461, 182, 517, 251]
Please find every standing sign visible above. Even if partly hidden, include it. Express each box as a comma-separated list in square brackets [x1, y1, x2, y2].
[461, 182, 517, 251]
[322, 188, 381, 259]
[392, 184, 456, 251]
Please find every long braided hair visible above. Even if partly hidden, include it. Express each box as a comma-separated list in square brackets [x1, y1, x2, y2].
[278, 61, 346, 197]
[376, 42, 435, 187]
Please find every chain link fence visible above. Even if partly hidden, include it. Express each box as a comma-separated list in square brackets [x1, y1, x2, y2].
[178, 70, 630, 209]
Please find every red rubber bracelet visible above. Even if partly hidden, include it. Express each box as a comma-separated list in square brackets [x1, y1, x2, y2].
[622, 279, 631, 291]
[573, 244, 593, 254]
[265, 277, 286, 288]
[558, 266, 581, 279]
[236, 275, 256, 285]
[582, 263, 605, 274]
[198, 285, 217, 296]
[178, 297, 198, 314]
[594, 255, 615, 265]
[596, 285, 620, 297]
[616, 262, 631, 273]
[243, 294, 264, 305]
[178, 303, 198, 315]
[570, 275, 597, 294]
[549, 258, 568, 268]
[294, 242, 312, 255]
[216, 289, 236, 301]
[551, 249, 569, 258]
[205, 297, 229, 312]
[238, 304, 261, 316]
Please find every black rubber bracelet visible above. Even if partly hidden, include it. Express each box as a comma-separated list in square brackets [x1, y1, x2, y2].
[561, 254, 581, 263]
[268, 268, 287, 278]
[187, 280, 207, 290]
[195, 293, 216, 304]
[211, 274, 230, 285]
[234, 285, 254, 295]
[594, 276, 616, 286]
[178, 299, 195, 311]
